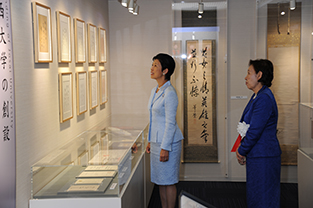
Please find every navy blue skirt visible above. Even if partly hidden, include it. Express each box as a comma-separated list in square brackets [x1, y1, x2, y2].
[246, 156, 281, 208]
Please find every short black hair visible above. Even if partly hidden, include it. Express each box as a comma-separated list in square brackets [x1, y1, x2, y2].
[152, 53, 175, 80]
[249, 59, 274, 87]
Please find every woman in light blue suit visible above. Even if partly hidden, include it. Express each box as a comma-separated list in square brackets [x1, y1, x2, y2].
[146, 53, 183, 208]
[236, 59, 281, 208]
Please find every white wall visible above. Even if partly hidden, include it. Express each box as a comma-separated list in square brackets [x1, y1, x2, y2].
[108, 0, 172, 122]
[11, 0, 110, 207]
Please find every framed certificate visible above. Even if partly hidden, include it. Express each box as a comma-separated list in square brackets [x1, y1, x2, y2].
[76, 71, 88, 115]
[74, 18, 86, 63]
[59, 72, 73, 123]
[32, 2, 53, 63]
[99, 69, 108, 104]
[87, 23, 97, 63]
[89, 70, 98, 109]
[56, 11, 71, 63]
[98, 27, 107, 63]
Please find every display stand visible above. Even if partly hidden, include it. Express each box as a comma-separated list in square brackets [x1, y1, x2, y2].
[29, 124, 153, 208]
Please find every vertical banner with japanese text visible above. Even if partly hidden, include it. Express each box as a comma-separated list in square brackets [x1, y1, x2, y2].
[0, 0, 16, 207]
[183, 40, 217, 162]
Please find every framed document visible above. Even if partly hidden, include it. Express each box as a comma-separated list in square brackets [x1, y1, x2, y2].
[87, 23, 97, 63]
[76, 71, 87, 115]
[99, 69, 108, 104]
[74, 18, 86, 63]
[32, 2, 53, 63]
[89, 70, 98, 109]
[183, 40, 217, 162]
[56, 11, 71, 63]
[98, 27, 107, 63]
[59, 72, 73, 123]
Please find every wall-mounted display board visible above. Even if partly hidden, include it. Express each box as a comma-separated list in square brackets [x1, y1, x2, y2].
[76, 71, 87, 115]
[32, 2, 53, 63]
[56, 11, 71, 63]
[183, 39, 217, 163]
[74, 18, 86, 63]
[87, 23, 97, 63]
[59, 72, 73, 123]
[0, 0, 16, 207]
[98, 27, 107, 63]
[89, 70, 98, 109]
[99, 69, 108, 105]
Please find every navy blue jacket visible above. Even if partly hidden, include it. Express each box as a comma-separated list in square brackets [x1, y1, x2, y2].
[238, 85, 281, 158]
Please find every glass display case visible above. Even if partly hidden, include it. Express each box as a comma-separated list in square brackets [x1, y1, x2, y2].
[31, 126, 148, 200]
[298, 103, 313, 207]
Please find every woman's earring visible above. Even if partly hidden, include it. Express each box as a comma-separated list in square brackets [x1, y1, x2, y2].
[163, 73, 165, 75]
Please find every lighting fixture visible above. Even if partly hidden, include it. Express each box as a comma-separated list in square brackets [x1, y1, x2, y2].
[198, 1, 204, 14]
[133, 4, 139, 15]
[281, 11, 285, 15]
[128, 0, 134, 11]
[290, 0, 296, 10]
[198, 14, 202, 18]
[121, 0, 128, 7]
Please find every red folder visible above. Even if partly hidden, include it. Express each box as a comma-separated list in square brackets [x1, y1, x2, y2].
[231, 134, 242, 152]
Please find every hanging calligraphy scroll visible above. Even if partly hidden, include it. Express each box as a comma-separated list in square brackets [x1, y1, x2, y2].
[183, 40, 217, 162]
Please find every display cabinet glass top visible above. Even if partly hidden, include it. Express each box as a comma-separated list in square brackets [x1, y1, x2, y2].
[31, 126, 146, 199]
[300, 148, 313, 160]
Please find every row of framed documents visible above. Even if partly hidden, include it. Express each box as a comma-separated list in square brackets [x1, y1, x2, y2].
[32, 1, 107, 63]
[59, 70, 108, 123]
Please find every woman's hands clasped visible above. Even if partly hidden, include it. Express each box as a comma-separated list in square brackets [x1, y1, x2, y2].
[236, 148, 246, 165]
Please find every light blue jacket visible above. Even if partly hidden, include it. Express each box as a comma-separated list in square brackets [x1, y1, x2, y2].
[148, 81, 184, 151]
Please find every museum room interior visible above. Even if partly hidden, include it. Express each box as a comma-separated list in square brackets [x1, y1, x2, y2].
[0, 0, 313, 207]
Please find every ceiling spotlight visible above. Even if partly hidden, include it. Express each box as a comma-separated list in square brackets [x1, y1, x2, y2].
[198, 2, 204, 14]
[133, 5, 139, 15]
[121, 0, 128, 7]
[128, 0, 134, 11]
[281, 11, 285, 15]
[290, 0, 296, 10]
[198, 14, 202, 18]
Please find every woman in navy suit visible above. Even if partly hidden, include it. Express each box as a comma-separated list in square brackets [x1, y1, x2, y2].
[236, 59, 281, 208]
[146, 53, 184, 208]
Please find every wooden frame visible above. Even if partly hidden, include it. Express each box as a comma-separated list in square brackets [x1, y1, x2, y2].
[99, 69, 108, 105]
[87, 23, 97, 63]
[59, 72, 73, 123]
[89, 70, 98, 109]
[32, 2, 53, 63]
[56, 11, 71, 63]
[74, 18, 86, 63]
[98, 27, 107, 63]
[76, 71, 88, 115]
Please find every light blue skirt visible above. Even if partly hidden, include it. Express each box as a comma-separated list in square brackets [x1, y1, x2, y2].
[150, 141, 182, 185]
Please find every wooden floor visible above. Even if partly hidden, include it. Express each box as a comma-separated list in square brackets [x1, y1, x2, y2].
[148, 181, 298, 208]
